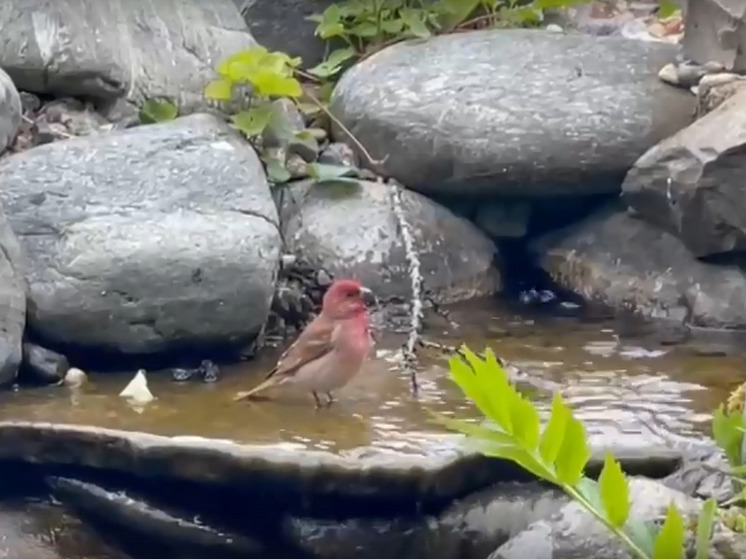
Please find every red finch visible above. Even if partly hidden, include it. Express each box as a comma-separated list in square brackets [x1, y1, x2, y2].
[233, 279, 376, 408]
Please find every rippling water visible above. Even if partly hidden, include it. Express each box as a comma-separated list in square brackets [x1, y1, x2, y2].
[0, 299, 742, 454]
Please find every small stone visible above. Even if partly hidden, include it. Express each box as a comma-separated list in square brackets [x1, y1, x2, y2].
[545, 23, 563, 33]
[170, 367, 196, 382]
[318, 142, 359, 168]
[286, 154, 309, 178]
[658, 62, 680, 85]
[19, 92, 41, 113]
[199, 360, 220, 383]
[62, 367, 88, 388]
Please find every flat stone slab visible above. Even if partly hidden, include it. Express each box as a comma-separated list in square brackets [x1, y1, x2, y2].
[0, 421, 683, 514]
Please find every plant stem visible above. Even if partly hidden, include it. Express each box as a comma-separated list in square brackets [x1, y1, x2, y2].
[300, 87, 388, 174]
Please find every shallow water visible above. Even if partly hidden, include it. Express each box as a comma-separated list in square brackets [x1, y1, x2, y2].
[0, 299, 743, 454]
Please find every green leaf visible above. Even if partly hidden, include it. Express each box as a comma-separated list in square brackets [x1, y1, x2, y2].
[694, 498, 716, 559]
[380, 18, 405, 34]
[251, 71, 303, 98]
[652, 504, 685, 559]
[598, 452, 630, 528]
[539, 392, 569, 464]
[400, 8, 431, 38]
[350, 21, 379, 37]
[307, 47, 357, 78]
[658, 1, 680, 19]
[623, 518, 658, 557]
[232, 106, 274, 137]
[263, 154, 291, 184]
[139, 99, 178, 124]
[509, 393, 540, 450]
[308, 162, 357, 181]
[204, 78, 233, 101]
[712, 405, 744, 466]
[554, 414, 590, 485]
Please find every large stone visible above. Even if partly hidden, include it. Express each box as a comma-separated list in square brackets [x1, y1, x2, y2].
[330, 29, 694, 198]
[622, 87, 746, 258]
[682, 0, 746, 72]
[233, 0, 333, 68]
[0, 205, 26, 387]
[533, 204, 746, 328]
[0, 68, 21, 154]
[490, 477, 746, 559]
[276, 180, 500, 304]
[0, 113, 280, 356]
[0, 0, 256, 112]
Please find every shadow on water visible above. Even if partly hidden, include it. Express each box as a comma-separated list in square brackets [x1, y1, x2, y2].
[0, 298, 745, 558]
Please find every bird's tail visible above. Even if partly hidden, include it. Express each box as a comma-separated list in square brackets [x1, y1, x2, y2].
[232, 375, 281, 402]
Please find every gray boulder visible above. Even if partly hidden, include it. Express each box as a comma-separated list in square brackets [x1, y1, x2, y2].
[490, 477, 746, 559]
[277, 180, 500, 304]
[533, 204, 746, 328]
[0, 68, 21, 154]
[0, 206, 26, 387]
[0, 113, 281, 355]
[0, 0, 256, 113]
[330, 29, 694, 198]
[683, 0, 746, 72]
[622, 87, 746, 258]
[234, 0, 333, 68]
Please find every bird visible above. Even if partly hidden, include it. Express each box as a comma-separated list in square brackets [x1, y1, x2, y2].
[233, 279, 376, 408]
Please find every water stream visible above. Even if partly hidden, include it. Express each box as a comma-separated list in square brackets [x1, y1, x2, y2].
[0, 298, 744, 557]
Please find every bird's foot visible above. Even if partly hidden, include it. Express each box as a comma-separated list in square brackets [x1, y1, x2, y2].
[324, 392, 335, 408]
[312, 391, 323, 409]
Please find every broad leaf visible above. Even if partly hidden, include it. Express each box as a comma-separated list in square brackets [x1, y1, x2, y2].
[400, 8, 431, 38]
[139, 99, 178, 123]
[232, 106, 274, 138]
[204, 78, 233, 101]
[712, 405, 744, 466]
[554, 415, 590, 485]
[658, 1, 680, 19]
[263, 155, 291, 184]
[598, 452, 630, 528]
[539, 392, 569, 465]
[652, 505, 685, 559]
[694, 498, 716, 559]
[308, 162, 356, 181]
[307, 47, 356, 78]
[251, 71, 303, 98]
[509, 393, 540, 451]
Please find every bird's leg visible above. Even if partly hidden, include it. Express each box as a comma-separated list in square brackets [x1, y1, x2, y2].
[324, 392, 335, 407]
[312, 391, 323, 409]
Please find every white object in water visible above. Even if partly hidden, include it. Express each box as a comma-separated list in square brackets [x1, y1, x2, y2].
[119, 369, 155, 404]
[58, 367, 88, 388]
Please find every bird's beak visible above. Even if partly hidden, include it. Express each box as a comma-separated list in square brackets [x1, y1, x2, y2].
[359, 286, 377, 307]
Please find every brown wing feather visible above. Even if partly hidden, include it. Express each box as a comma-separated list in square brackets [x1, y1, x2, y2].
[266, 314, 336, 380]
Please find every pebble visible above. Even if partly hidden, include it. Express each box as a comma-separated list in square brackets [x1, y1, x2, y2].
[62, 367, 88, 388]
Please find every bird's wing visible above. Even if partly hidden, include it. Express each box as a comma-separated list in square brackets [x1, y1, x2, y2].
[265, 315, 336, 382]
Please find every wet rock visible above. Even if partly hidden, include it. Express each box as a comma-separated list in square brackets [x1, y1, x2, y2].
[278, 180, 501, 304]
[47, 476, 264, 556]
[21, 343, 69, 384]
[170, 367, 198, 382]
[0, 0, 256, 112]
[490, 477, 746, 559]
[283, 482, 565, 559]
[682, 0, 746, 72]
[234, 0, 333, 68]
[534, 204, 746, 328]
[622, 87, 746, 258]
[330, 29, 694, 198]
[659, 439, 736, 504]
[0, 68, 21, 154]
[61, 367, 88, 388]
[0, 422, 683, 517]
[697, 73, 746, 116]
[0, 113, 281, 356]
[658, 60, 725, 88]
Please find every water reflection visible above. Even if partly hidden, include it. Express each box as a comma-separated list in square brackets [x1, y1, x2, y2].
[0, 299, 742, 454]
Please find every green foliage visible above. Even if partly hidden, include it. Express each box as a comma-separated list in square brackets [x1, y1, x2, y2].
[657, 1, 680, 19]
[438, 345, 718, 559]
[308, 0, 593, 81]
[139, 98, 178, 124]
[711, 400, 746, 532]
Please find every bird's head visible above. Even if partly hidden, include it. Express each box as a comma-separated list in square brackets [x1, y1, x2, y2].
[321, 279, 376, 319]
